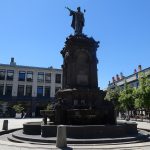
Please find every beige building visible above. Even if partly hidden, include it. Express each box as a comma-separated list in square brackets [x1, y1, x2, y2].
[108, 65, 150, 90]
[0, 58, 62, 117]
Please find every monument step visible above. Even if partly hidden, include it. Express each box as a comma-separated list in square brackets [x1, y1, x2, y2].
[9, 129, 149, 144]
[7, 133, 50, 145]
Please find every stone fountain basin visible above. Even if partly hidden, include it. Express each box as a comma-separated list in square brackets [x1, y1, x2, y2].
[23, 121, 138, 139]
[23, 122, 41, 135]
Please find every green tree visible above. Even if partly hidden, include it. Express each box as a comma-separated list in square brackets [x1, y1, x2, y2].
[105, 86, 120, 111]
[13, 104, 24, 113]
[119, 83, 135, 115]
[134, 73, 150, 113]
[46, 103, 53, 110]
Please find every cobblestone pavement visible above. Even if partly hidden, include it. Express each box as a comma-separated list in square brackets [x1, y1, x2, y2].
[0, 118, 150, 150]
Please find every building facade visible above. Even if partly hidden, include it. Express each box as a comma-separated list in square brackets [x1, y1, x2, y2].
[0, 58, 62, 117]
[108, 65, 150, 90]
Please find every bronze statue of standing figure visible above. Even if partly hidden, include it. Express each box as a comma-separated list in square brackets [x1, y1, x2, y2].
[66, 7, 85, 35]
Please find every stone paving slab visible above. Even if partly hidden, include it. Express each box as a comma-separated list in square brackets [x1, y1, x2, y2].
[1, 136, 150, 150]
[1, 141, 150, 150]
[0, 141, 150, 149]
[118, 119, 150, 131]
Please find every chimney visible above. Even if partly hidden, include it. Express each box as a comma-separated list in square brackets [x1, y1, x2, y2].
[112, 76, 115, 83]
[11, 57, 14, 63]
[116, 74, 120, 81]
[134, 69, 137, 74]
[49, 66, 53, 69]
[10, 57, 16, 66]
[138, 65, 142, 72]
[120, 72, 124, 79]
[108, 81, 111, 85]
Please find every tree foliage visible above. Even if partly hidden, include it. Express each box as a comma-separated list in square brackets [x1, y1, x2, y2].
[134, 73, 150, 110]
[106, 72, 150, 115]
[13, 104, 24, 113]
[118, 83, 135, 112]
[46, 103, 53, 110]
[105, 86, 120, 101]
[105, 86, 120, 110]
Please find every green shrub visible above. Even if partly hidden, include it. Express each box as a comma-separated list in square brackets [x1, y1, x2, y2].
[13, 104, 24, 113]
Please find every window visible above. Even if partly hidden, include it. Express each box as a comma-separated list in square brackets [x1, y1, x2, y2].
[0, 70, 5, 80]
[37, 86, 43, 97]
[74, 100, 78, 106]
[0, 84, 4, 95]
[55, 74, 61, 83]
[81, 99, 85, 105]
[26, 85, 32, 96]
[5, 84, 12, 96]
[26, 71, 33, 82]
[45, 73, 51, 83]
[37, 72, 44, 82]
[17, 85, 24, 96]
[7, 70, 14, 80]
[45, 86, 50, 97]
[55, 87, 61, 94]
[19, 71, 26, 81]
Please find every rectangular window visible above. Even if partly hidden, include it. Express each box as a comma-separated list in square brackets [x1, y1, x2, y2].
[26, 71, 33, 82]
[37, 72, 44, 82]
[0, 84, 4, 95]
[45, 86, 50, 97]
[26, 85, 32, 96]
[45, 73, 51, 83]
[37, 86, 43, 97]
[55, 87, 61, 94]
[0, 70, 5, 80]
[81, 99, 85, 105]
[74, 100, 78, 106]
[17, 85, 24, 96]
[55, 74, 61, 83]
[5, 84, 12, 96]
[18, 71, 26, 81]
[7, 70, 14, 81]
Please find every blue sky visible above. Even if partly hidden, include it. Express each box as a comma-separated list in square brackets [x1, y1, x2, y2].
[0, 0, 150, 89]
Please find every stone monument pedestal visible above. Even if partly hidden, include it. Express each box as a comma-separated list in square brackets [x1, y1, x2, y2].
[52, 34, 116, 125]
[55, 88, 116, 125]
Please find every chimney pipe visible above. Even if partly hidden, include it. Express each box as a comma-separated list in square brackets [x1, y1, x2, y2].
[138, 65, 142, 72]
[11, 57, 14, 63]
[134, 69, 137, 74]
[10, 57, 16, 66]
[112, 77, 115, 83]
[116, 74, 120, 81]
[120, 72, 124, 79]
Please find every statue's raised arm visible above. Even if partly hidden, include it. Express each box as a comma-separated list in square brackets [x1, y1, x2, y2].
[65, 7, 73, 13]
[66, 7, 85, 35]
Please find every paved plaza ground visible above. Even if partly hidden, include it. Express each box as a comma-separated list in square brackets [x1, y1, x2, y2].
[0, 118, 150, 150]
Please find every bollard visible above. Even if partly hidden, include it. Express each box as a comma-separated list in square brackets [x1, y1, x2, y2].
[2, 120, 8, 130]
[56, 125, 67, 148]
